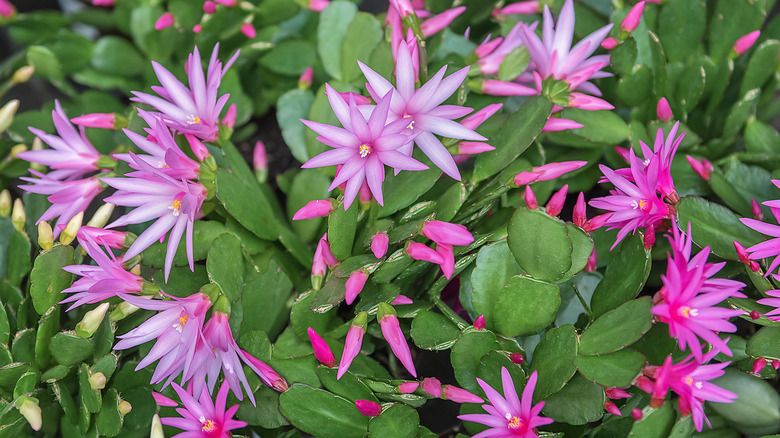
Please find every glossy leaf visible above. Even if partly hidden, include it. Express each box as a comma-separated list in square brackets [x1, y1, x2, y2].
[590, 233, 652, 317]
[493, 276, 560, 337]
[410, 311, 461, 351]
[574, 349, 646, 388]
[368, 403, 419, 438]
[541, 374, 605, 425]
[29, 245, 74, 315]
[530, 324, 578, 400]
[579, 297, 653, 355]
[279, 384, 369, 438]
[317, 1, 358, 79]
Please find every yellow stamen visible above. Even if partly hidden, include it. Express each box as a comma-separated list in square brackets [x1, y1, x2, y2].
[684, 376, 694, 386]
[639, 199, 650, 211]
[187, 115, 202, 125]
[173, 314, 189, 333]
[169, 199, 182, 217]
[359, 144, 372, 158]
[201, 419, 216, 432]
[402, 113, 415, 129]
[507, 416, 524, 431]
[678, 306, 698, 318]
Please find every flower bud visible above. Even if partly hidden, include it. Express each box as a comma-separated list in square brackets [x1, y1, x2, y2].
[118, 399, 132, 416]
[750, 310, 761, 320]
[92, 0, 115, 5]
[508, 353, 523, 365]
[299, 67, 313, 90]
[89, 372, 107, 390]
[241, 349, 289, 392]
[586, 248, 598, 271]
[389, 0, 414, 17]
[36, 221, 53, 251]
[545, 185, 568, 217]
[601, 37, 618, 49]
[241, 22, 256, 38]
[391, 294, 413, 305]
[620, 1, 644, 33]
[0, 0, 15, 19]
[752, 199, 764, 220]
[152, 392, 178, 407]
[87, 203, 115, 229]
[60, 211, 84, 245]
[193, 24, 202, 33]
[11, 66, 34, 84]
[687, 155, 713, 181]
[222, 103, 237, 129]
[150, 414, 165, 438]
[605, 400, 622, 416]
[11, 198, 25, 232]
[355, 399, 382, 417]
[643, 225, 655, 250]
[203, 1, 216, 13]
[110, 298, 145, 321]
[524, 186, 538, 209]
[17, 397, 41, 431]
[345, 269, 368, 305]
[406, 242, 445, 265]
[293, 199, 336, 220]
[605, 387, 631, 399]
[460, 104, 502, 131]
[420, 7, 465, 38]
[0, 99, 19, 134]
[422, 220, 474, 247]
[371, 232, 389, 258]
[657, 98, 673, 121]
[215, 0, 236, 5]
[753, 357, 767, 375]
[76, 302, 110, 338]
[308, 327, 337, 367]
[458, 142, 495, 155]
[155, 12, 174, 30]
[422, 378, 442, 398]
[568, 92, 614, 111]
[772, 360, 780, 370]
[470, 79, 536, 96]
[254, 141, 268, 184]
[378, 303, 417, 377]
[442, 385, 483, 403]
[583, 213, 611, 232]
[338, 312, 367, 379]
[631, 408, 643, 421]
[573, 192, 587, 227]
[71, 113, 120, 130]
[307, 0, 329, 11]
[0, 190, 10, 217]
[733, 30, 761, 57]
[397, 382, 419, 393]
[473, 314, 485, 330]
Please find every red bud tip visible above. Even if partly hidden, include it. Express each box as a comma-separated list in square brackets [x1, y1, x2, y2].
[524, 186, 538, 209]
[772, 360, 780, 370]
[605, 400, 622, 416]
[299, 67, 314, 89]
[635, 375, 654, 393]
[750, 310, 761, 320]
[754, 357, 767, 375]
[355, 400, 382, 417]
[509, 353, 524, 365]
[474, 315, 486, 330]
[752, 199, 764, 220]
[631, 408, 643, 421]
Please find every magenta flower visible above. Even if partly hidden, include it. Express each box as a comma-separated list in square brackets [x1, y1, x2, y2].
[338, 312, 367, 379]
[418, 220, 474, 279]
[513, 161, 587, 186]
[61, 236, 143, 311]
[308, 327, 337, 367]
[378, 303, 417, 377]
[518, 0, 612, 99]
[292, 199, 335, 220]
[162, 381, 247, 438]
[132, 45, 239, 142]
[475, 23, 527, 76]
[420, 7, 466, 37]
[371, 231, 389, 258]
[636, 122, 684, 202]
[301, 86, 427, 209]
[646, 353, 737, 431]
[458, 368, 553, 438]
[621, 1, 645, 33]
[345, 270, 368, 305]
[114, 292, 212, 386]
[355, 399, 382, 417]
[20, 173, 103, 238]
[589, 151, 673, 248]
[741, 199, 780, 276]
[657, 97, 673, 121]
[20, 101, 100, 181]
[757, 289, 780, 321]
[76, 226, 127, 249]
[359, 41, 486, 180]
[495, 1, 541, 17]
[651, 224, 745, 360]
[103, 154, 207, 281]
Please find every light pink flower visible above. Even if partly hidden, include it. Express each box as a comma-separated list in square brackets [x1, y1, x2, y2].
[20, 173, 103, 238]
[162, 381, 247, 437]
[293, 199, 335, 220]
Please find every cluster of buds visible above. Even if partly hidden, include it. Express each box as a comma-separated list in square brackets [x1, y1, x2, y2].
[601, 1, 645, 49]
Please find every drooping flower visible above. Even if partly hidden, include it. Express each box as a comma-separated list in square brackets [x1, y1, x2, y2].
[103, 153, 207, 281]
[308, 327, 337, 367]
[131, 45, 239, 142]
[162, 381, 247, 438]
[417, 220, 474, 278]
[741, 200, 780, 276]
[301, 86, 428, 209]
[114, 292, 212, 386]
[338, 312, 368, 379]
[359, 41, 486, 180]
[378, 303, 417, 377]
[458, 368, 553, 438]
[61, 236, 143, 311]
[513, 161, 588, 186]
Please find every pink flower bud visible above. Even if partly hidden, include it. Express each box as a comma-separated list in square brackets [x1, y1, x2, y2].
[615, 146, 631, 162]
[308, 327, 337, 367]
[421, 7, 465, 37]
[293, 199, 336, 220]
[605, 400, 622, 416]
[345, 270, 368, 305]
[359, 181, 373, 206]
[583, 213, 611, 232]
[573, 192, 587, 227]
[71, 113, 116, 129]
[458, 142, 495, 155]
[620, 1, 644, 33]
[657, 98, 673, 121]
[241, 23, 256, 38]
[586, 248, 598, 271]
[460, 104, 503, 130]
[378, 303, 417, 377]
[203, 1, 216, 13]
[772, 359, 780, 370]
[542, 117, 584, 133]
[605, 387, 632, 400]
[753, 199, 764, 220]
[643, 225, 655, 250]
[193, 24, 202, 33]
[253, 141, 268, 172]
[734, 30, 761, 56]
[524, 186, 538, 209]
[631, 408, 643, 421]
[497, 1, 540, 15]
[389, 0, 415, 17]
[514, 171, 539, 186]
[318, 234, 338, 267]
[750, 310, 761, 320]
[422, 378, 442, 398]
[397, 382, 419, 394]
[222, 103, 237, 128]
[391, 294, 413, 305]
[734, 241, 752, 265]
[355, 400, 382, 417]
[435, 244, 455, 279]
[407, 242, 445, 264]
[545, 185, 568, 217]
[686, 155, 712, 181]
[325, 91, 372, 106]
[241, 350, 289, 392]
[473, 314, 486, 330]
[475, 36, 503, 59]
[299, 67, 313, 89]
[754, 357, 767, 374]
[442, 385, 483, 403]
[422, 220, 474, 247]
[371, 232, 389, 258]
[215, 0, 236, 5]
[476, 79, 537, 96]
[155, 12, 174, 30]
[92, 0, 116, 6]
[509, 353, 524, 364]
[568, 92, 615, 111]
[635, 375, 654, 394]
[185, 133, 210, 161]
[308, 0, 330, 11]
[152, 391, 178, 407]
[601, 37, 618, 49]
[338, 312, 367, 379]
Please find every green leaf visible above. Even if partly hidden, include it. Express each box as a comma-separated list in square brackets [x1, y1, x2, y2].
[236, 386, 289, 428]
[708, 0, 765, 61]
[290, 290, 338, 338]
[675, 196, 764, 259]
[498, 47, 530, 82]
[215, 169, 278, 241]
[558, 109, 631, 144]
[410, 311, 461, 350]
[574, 349, 646, 387]
[261, 40, 316, 76]
[328, 199, 358, 261]
[29, 245, 74, 315]
[741, 40, 780, 97]
[630, 404, 676, 437]
[11, 329, 35, 364]
[723, 88, 760, 140]
[579, 297, 653, 355]
[279, 384, 369, 438]
[368, 403, 419, 438]
[745, 119, 780, 154]
[27, 45, 64, 82]
[316, 367, 377, 402]
[541, 374, 605, 425]
[470, 241, 523, 329]
[207, 233, 244, 302]
[675, 63, 706, 113]
[278, 89, 316, 163]
[507, 209, 572, 283]
[746, 326, 780, 360]
[340, 13, 383, 83]
[451, 331, 500, 393]
[590, 233, 652, 317]
[0, 363, 32, 391]
[41, 365, 69, 382]
[617, 65, 653, 107]
[658, 0, 706, 63]
[49, 333, 94, 366]
[95, 388, 122, 437]
[34, 305, 59, 369]
[240, 260, 293, 339]
[78, 364, 101, 413]
[530, 324, 578, 399]
[91, 36, 144, 77]
[710, 368, 780, 434]
[611, 37, 637, 76]
[473, 96, 552, 182]
[493, 276, 560, 337]
[5, 228, 30, 287]
[475, 351, 526, 397]
[317, 1, 358, 80]
[377, 154, 441, 218]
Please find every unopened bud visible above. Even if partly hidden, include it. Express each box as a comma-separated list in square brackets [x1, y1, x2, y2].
[605, 400, 622, 416]
[299, 67, 313, 90]
[118, 400, 132, 416]
[473, 314, 485, 330]
[586, 248, 598, 271]
[150, 414, 165, 438]
[0, 190, 9, 216]
[110, 298, 144, 320]
[643, 225, 655, 250]
[732, 30, 761, 57]
[241, 22, 256, 38]
[17, 397, 41, 431]
[509, 352, 524, 364]
[37, 222, 53, 250]
[601, 37, 618, 49]
[203, 0, 216, 13]
[193, 24, 202, 33]
[0, 99, 19, 134]
[397, 382, 419, 394]
[11, 198, 25, 232]
[686, 155, 712, 181]
[524, 186, 537, 209]
[422, 378, 442, 398]
[545, 185, 568, 217]
[76, 302, 110, 338]
[87, 203, 115, 229]
[631, 408, 643, 421]
[772, 359, 780, 370]
[752, 199, 764, 220]
[750, 310, 761, 320]
[11, 66, 34, 84]
[620, 1, 644, 34]
[355, 399, 381, 417]
[753, 357, 767, 375]
[89, 372, 107, 390]
[222, 104, 236, 129]
[155, 12, 174, 30]
[254, 141, 268, 184]
[60, 211, 84, 245]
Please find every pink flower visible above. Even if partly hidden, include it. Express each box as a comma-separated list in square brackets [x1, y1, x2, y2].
[131, 45, 239, 142]
[222, 104, 237, 128]
[71, 113, 117, 130]
[0, 0, 13, 17]
[344, 270, 368, 305]
[389, 0, 414, 17]
[733, 30, 761, 56]
[605, 400, 621, 416]
[308, 327, 336, 367]
[355, 400, 382, 417]
[657, 97, 673, 121]
[601, 37, 618, 49]
[635, 122, 684, 202]
[545, 185, 568, 217]
[422, 220, 474, 246]
[337, 312, 367, 379]
[459, 369, 553, 438]
[92, 0, 115, 6]
[155, 12, 174, 30]
[541, 117, 583, 133]
[620, 1, 645, 33]
[474, 314, 486, 330]
[496, 1, 540, 15]
[513, 161, 587, 186]
[442, 385, 483, 403]
[757, 289, 780, 321]
[77, 226, 127, 249]
[301, 86, 427, 209]
[741, 197, 780, 276]
[240, 349, 289, 392]
[161, 382, 247, 437]
[474, 79, 536, 97]
[378, 303, 417, 377]
[19, 173, 103, 238]
[474, 23, 529, 76]
[293, 199, 335, 220]
[371, 232, 389, 258]
[308, 0, 329, 11]
[421, 7, 465, 38]
[114, 292, 212, 386]
[406, 242, 445, 264]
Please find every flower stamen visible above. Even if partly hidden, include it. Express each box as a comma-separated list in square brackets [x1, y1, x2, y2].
[359, 144, 372, 158]
[186, 115, 202, 125]
[173, 314, 189, 333]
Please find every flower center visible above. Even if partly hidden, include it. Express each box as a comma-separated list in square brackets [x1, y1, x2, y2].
[684, 376, 694, 386]
[186, 114, 202, 125]
[200, 417, 217, 432]
[678, 306, 698, 318]
[359, 144, 372, 158]
[630, 199, 651, 211]
[403, 113, 414, 130]
[169, 192, 185, 217]
[507, 415, 525, 432]
[173, 314, 189, 333]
